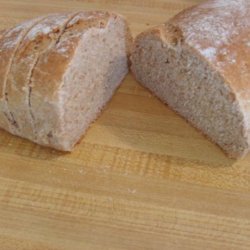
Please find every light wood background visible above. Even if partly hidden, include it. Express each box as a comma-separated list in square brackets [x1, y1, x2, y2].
[0, 0, 250, 249]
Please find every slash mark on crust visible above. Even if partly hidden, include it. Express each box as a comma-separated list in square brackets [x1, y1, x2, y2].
[27, 55, 39, 134]
[55, 12, 81, 46]
[28, 12, 80, 138]
[3, 16, 48, 132]
[4, 112, 19, 129]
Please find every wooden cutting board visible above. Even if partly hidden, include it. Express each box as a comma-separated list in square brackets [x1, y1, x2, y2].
[0, 0, 250, 249]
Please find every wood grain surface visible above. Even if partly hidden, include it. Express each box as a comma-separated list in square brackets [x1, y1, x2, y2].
[0, 0, 250, 249]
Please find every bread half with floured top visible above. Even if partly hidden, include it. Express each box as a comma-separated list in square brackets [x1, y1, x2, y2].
[131, 0, 250, 158]
[0, 11, 132, 151]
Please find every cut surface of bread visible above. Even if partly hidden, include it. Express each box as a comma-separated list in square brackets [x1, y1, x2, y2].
[131, 0, 250, 158]
[0, 11, 132, 151]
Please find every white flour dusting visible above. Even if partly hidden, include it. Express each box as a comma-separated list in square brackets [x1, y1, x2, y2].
[200, 47, 217, 60]
[27, 15, 69, 40]
[171, 0, 250, 68]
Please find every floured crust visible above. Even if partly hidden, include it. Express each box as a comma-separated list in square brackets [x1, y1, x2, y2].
[167, 0, 250, 96]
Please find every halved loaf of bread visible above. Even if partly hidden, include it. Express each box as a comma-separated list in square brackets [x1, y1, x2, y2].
[131, 0, 250, 158]
[0, 11, 132, 151]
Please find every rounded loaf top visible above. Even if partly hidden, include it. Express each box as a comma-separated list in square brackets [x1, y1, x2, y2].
[167, 0, 250, 96]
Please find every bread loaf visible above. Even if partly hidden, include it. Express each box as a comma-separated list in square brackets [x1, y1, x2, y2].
[131, 0, 250, 158]
[0, 11, 132, 151]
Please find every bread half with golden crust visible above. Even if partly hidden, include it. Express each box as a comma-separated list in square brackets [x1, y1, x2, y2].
[0, 11, 132, 151]
[131, 0, 250, 158]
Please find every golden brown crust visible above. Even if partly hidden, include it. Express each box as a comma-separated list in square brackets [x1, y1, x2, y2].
[8, 13, 73, 92]
[0, 16, 46, 132]
[5, 13, 75, 138]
